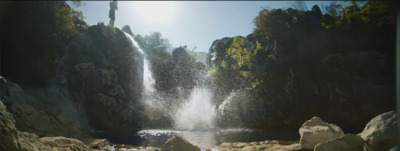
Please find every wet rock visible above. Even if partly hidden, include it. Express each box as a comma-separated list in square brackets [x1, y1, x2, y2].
[214, 140, 300, 151]
[82, 138, 113, 150]
[360, 111, 400, 151]
[0, 101, 15, 128]
[314, 134, 364, 151]
[161, 136, 200, 151]
[234, 142, 250, 148]
[220, 142, 233, 147]
[241, 146, 256, 151]
[0, 101, 19, 151]
[249, 142, 259, 146]
[299, 117, 344, 150]
[39, 136, 91, 150]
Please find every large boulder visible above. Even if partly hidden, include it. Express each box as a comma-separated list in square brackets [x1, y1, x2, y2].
[3, 81, 90, 138]
[360, 111, 400, 151]
[161, 136, 200, 151]
[299, 117, 345, 150]
[1, 98, 103, 151]
[39, 136, 91, 150]
[0, 101, 20, 151]
[314, 134, 364, 151]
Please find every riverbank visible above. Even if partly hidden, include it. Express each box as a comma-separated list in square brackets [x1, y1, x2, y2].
[115, 110, 399, 151]
[1, 94, 399, 151]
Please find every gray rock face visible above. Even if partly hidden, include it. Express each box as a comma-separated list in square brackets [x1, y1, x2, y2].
[299, 117, 345, 150]
[4, 81, 90, 138]
[207, 37, 234, 67]
[161, 136, 200, 151]
[1, 23, 145, 138]
[314, 134, 364, 151]
[62, 24, 144, 132]
[0, 101, 20, 151]
[1, 98, 110, 151]
[360, 111, 400, 151]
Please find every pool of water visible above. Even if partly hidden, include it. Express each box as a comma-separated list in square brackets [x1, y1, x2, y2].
[94, 129, 299, 149]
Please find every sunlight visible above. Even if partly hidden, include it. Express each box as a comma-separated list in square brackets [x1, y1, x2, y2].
[131, 1, 176, 24]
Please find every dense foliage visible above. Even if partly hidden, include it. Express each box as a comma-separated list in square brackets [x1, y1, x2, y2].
[135, 33, 205, 95]
[209, 1, 396, 131]
[0, 1, 87, 87]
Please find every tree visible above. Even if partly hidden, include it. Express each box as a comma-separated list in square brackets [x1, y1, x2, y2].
[169, 46, 197, 90]
[291, 1, 307, 11]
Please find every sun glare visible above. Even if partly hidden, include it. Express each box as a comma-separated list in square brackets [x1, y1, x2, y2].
[131, 1, 176, 24]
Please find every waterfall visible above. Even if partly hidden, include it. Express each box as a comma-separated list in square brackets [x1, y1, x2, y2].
[123, 31, 216, 131]
[123, 32, 156, 94]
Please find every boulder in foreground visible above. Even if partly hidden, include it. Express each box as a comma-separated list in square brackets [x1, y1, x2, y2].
[360, 111, 400, 151]
[314, 134, 364, 151]
[299, 117, 345, 150]
[161, 136, 200, 151]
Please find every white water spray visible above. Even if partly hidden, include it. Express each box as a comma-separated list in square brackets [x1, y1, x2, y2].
[174, 87, 216, 131]
[218, 91, 237, 116]
[174, 72, 216, 131]
[124, 31, 216, 131]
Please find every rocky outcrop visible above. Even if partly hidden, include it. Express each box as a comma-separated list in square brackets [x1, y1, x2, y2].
[360, 111, 400, 151]
[1, 100, 112, 151]
[39, 136, 91, 150]
[299, 117, 344, 150]
[82, 139, 113, 150]
[1, 76, 90, 138]
[211, 141, 301, 151]
[1, 1, 145, 138]
[161, 136, 200, 151]
[0, 23, 144, 141]
[314, 134, 364, 151]
[0, 100, 20, 151]
[60, 23, 144, 132]
[207, 37, 234, 67]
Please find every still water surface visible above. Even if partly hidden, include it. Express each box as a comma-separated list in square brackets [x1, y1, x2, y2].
[95, 129, 298, 149]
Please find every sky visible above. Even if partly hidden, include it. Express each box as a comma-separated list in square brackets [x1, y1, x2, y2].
[72, 1, 339, 52]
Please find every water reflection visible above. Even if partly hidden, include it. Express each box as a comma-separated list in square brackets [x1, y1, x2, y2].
[179, 131, 217, 149]
[94, 129, 298, 149]
[134, 129, 298, 149]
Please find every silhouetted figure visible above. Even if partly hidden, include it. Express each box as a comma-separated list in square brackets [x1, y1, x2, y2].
[109, 0, 118, 26]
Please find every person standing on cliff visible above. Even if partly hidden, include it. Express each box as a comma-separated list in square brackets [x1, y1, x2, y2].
[109, 0, 118, 27]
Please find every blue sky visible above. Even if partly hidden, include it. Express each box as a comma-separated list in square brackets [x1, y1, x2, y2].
[72, 1, 340, 52]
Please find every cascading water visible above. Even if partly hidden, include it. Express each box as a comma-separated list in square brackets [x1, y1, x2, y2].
[123, 32, 156, 95]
